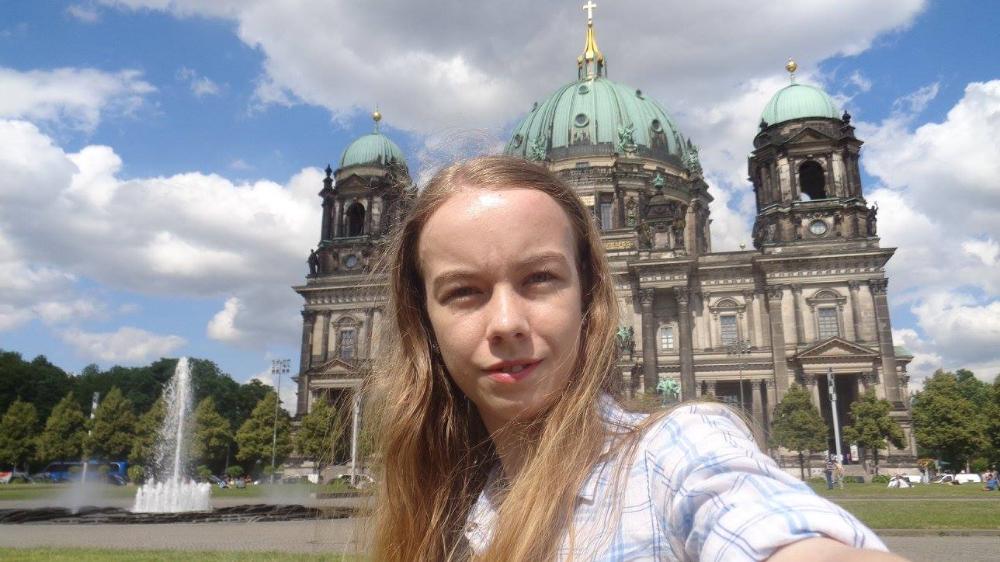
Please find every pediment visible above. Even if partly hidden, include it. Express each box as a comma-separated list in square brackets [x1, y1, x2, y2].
[784, 127, 835, 145]
[309, 357, 360, 375]
[796, 337, 879, 360]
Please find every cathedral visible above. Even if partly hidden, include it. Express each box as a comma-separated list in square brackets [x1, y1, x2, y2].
[292, 11, 917, 464]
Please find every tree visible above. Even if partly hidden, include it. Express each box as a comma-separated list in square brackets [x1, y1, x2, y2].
[769, 385, 829, 480]
[295, 398, 345, 475]
[0, 400, 39, 472]
[0, 351, 74, 423]
[86, 387, 137, 460]
[130, 398, 166, 469]
[36, 393, 87, 464]
[191, 396, 232, 473]
[235, 391, 292, 475]
[841, 389, 905, 476]
[912, 370, 988, 471]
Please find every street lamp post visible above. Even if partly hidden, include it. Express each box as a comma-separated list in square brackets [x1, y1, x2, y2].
[269, 359, 290, 484]
[725, 339, 752, 414]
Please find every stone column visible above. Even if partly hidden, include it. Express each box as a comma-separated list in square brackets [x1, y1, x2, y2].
[333, 200, 342, 237]
[758, 290, 772, 347]
[640, 289, 658, 394]
[751, 379, 764, 429]
[765, 378, 778, 421]
[808, 376, 820, 407]
[848, 280, 863, 341]
[766, 286, 790, 400]
[869, 278, 903, 406]
[705, 380, 717, 397]
[365, 196, 374, 235]
[743, 290, 757, 347]
[297, 311, 316, 416]
[791, 284, 805, 345]
[674, 286, 696, 401]
[320, 311, 332, 362]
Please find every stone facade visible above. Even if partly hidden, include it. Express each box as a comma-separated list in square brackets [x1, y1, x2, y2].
[293, 90, 917, 467]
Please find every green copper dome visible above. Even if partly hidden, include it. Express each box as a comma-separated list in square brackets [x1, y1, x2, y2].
[504, 76, 691, 165]
[338, 131, 406, 169]
[760, 83, 840, 126]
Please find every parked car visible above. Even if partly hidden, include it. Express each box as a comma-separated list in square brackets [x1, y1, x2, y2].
[932, 473, 982, 484]
[0, 470, 32, 484]
[207, 475, 228, 488]
[334, 473, 375, 490]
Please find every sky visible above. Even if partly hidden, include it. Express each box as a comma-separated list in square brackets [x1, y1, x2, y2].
[1, 0, 998, 411]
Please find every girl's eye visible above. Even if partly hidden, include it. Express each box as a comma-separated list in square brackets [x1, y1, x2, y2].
[444, 287, 479, 302]
[526, 271, 556, 284]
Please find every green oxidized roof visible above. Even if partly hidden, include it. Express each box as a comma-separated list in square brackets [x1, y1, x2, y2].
[761, 83, 840, 126]
[503, 76, 692, 164]
[338, 132, 406, 169]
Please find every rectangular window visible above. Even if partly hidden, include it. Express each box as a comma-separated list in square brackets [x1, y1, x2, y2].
[599, 202, 614, 230]
[659, 326, 674, 350]
[817, 307, 839, 339]
[575, 161, 590, 169]
[720, 315, 738, 346]
[338, 328, 356, 360]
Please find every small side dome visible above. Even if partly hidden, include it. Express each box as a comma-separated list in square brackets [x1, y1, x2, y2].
[338, 132, 406, 169]
[760, 83, 840, 126]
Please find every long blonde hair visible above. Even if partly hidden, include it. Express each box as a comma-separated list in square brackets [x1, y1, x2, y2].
[368, 155, 623, 561]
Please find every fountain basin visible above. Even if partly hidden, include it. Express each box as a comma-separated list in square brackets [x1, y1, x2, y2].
[0, 503, 354, 524]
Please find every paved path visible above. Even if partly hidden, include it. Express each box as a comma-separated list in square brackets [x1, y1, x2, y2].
[883, 535, 1000, 562]
[2, 518, 998, 561]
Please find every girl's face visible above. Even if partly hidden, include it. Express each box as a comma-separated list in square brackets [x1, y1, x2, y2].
[418, 188, 584, 432]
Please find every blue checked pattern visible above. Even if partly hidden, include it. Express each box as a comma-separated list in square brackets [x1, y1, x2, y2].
[464, 398, 887, 561]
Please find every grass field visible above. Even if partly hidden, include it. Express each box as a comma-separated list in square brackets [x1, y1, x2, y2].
[0, 548, 362, 561]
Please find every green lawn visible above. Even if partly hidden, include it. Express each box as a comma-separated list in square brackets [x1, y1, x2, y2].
[800, 482, 1000, 530]
[841, 501, 1000, 530]
[808, 481, 999, 498]
[0, 548, 362, 561]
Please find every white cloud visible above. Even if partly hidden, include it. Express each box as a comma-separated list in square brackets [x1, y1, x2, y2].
[67, 4, 101, 23]
[100, 0, 925, 137]
[177, 67, 221, 97]
[250, 365, 297, 414]
[962, 237, 999, 267]
[892, 327, 942, 382]
[859, 80, 1000, 381]
[0, 67, 154, 132]
[207, 297, 245, 343]
[847, 70, 873, 93]
[0, 117, 315, 346]
[34, 299, 103, 325]
[61, 326, 186, 364]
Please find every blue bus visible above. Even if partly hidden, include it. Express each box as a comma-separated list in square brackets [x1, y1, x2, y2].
[37, 460, 128, 485]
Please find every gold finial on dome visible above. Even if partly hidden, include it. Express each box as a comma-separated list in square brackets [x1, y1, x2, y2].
[372, 107, 382, 132]
[785, 57, 798, 83]
[577, 1, 605, 80]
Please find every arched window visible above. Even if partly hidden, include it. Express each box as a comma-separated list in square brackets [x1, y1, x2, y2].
[346, 202, 365, 236]
[798, 161, 827, 200]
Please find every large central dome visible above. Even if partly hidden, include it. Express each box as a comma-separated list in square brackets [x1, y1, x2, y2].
[504, 18, 693, 169]
[504, 77, 690, 166]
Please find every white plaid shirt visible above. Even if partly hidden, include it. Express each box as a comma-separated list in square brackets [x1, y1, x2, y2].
[464, 398, 887, 561]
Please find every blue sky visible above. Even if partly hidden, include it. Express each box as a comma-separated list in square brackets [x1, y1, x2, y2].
[1, 1, 998, 409]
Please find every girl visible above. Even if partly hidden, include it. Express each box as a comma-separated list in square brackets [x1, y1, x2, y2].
[367, 155, 906, 561]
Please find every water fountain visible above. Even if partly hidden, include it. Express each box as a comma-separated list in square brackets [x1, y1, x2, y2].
[132, 357, 211, 513]
[0, 356, 352, 525]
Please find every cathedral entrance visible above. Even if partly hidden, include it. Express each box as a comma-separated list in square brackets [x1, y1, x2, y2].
[815, 373, 860, 460]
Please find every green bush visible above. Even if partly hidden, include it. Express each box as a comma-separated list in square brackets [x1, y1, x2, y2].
[225, 465, 244, 478]
[127, 465, 145, 484]
[970, 458, 989, 473]
[196, 465, 213, 481]
[871, 474, 891, 484]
